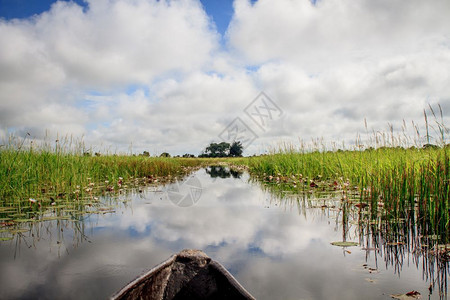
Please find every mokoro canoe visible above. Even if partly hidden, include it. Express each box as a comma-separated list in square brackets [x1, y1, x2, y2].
[111, 249, 256, 300]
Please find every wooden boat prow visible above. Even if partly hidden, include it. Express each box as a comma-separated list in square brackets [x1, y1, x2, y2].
[111, 249, 255, 300]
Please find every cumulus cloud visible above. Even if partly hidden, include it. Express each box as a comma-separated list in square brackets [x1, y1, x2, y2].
[226, 0, 450, 147]
[33, 0, 218, 87]
[0, 0, 228, 152]
[1, 0, 450, 153]
[228, 0, 450, 70]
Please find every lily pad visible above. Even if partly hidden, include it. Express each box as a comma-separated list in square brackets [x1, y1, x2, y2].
[42, 216, 70, 221]
[9, 228, 29, 234]
[390, 290, 421, 299]
[365, 278, 377, 283]
[331, 241, 359, 247]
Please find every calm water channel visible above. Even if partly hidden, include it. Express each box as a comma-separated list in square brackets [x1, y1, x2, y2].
[0, 167, 448, 299]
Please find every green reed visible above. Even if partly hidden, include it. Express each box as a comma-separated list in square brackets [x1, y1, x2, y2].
[245, 146, 450, 243]
[0, 137, 215, 203]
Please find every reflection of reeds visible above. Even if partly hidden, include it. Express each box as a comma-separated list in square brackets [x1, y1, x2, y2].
[0, 190, 141, 256]
[257, 174, 449, 297]
[358, 206, 449, 298]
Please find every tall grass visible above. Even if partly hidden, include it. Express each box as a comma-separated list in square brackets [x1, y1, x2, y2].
[0, 135, 220, 202]
[245, 146, 450, 243]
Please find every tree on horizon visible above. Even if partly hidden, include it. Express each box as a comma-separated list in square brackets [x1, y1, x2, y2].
[229, 141, 243, 157]
[200, 141, 243, 157]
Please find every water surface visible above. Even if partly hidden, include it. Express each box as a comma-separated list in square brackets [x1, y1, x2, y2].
[0, 168, 447, 299]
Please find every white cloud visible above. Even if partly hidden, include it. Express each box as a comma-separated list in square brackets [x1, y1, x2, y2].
[1, 0, 450, 154]
[0, 0, 225, 153]
[34, 0, 219, 87]
[228, 0, 450, 71]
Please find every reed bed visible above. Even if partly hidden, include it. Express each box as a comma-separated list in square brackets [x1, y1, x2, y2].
[245, 146, 450, 244]
[0, 136, 220, 203]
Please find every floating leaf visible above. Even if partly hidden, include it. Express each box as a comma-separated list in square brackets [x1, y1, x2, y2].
[91, 208, 115, 214]
[331, 241, 359, 247]
[14, 218, 35, 223]
[51, 205, 67, 209]
[0, 237, 13, 241]
[9, 228, 29, 234]
[9, 213, 26, 218]
[42, 216, 70, 221]
[390, 290, 421, 299]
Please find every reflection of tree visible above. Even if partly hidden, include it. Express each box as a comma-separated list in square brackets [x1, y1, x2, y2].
[205, 166, 243, 179]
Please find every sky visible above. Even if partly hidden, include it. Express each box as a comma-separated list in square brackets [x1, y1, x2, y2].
[0, 0, 449, 156]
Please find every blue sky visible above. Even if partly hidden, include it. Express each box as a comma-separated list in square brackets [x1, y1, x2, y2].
[0, 0, 449, 155]
[0, 0, 237, 36]
[0, 1, 86, 20]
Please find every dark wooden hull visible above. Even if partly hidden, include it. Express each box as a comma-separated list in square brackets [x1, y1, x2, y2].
[111, 249, 255, 300]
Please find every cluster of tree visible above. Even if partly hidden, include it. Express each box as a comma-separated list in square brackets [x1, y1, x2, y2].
[199, 141, 243, 157]
[83, 151, 102, 157]
[136, 151, 198, 158]
[140, 151, 150, 157]
[134, 142, 245, 159]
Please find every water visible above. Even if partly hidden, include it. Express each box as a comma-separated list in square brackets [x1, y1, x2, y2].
[0, 168, 447, 299]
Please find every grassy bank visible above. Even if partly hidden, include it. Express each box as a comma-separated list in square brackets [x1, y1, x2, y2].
[245, 146, 450, 243]
[0, 148, 225, 203]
